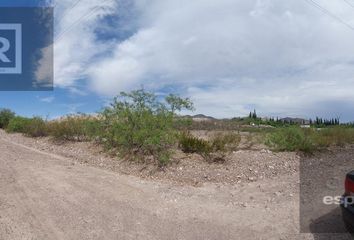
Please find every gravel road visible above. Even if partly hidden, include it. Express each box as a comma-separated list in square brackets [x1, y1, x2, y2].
[0, 133, 351, 240]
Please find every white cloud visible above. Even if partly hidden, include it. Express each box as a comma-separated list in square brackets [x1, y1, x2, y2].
[38, 96, 55, 103]
[51, 0, 117, 88]
[35, 45, 53, 87]
[52, 0, 354, 120]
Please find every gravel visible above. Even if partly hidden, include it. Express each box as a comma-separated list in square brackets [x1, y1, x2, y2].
[0, 130, 299, 186]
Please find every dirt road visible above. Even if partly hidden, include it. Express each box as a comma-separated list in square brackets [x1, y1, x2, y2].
[0, 136, 350, 239]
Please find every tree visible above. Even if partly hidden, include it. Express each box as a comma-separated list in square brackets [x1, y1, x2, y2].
[0, 109, 15, 128]
[165, 94, 194, 114]
[101, 89, 194, 166]
[252, 109, 257, 119]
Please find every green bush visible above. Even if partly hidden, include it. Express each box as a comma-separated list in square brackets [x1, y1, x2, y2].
[265, 127, 314, 152]
[6, 116, 47, 137]
[178, 132, 212, 156]
[25, 117, 48, 137]
[178, 132, 241, 160]
[101, 89, 193, 166]
[6, 116, 32, 133]
[47, 115, 100, 141]
[312, 127, 354, 147]
[83, 118, 103, 139]
[211, 133, 241, 152]
[0, 109, 15, 129]
[266, 126, 354, 152]
[6, 113, 100, 140]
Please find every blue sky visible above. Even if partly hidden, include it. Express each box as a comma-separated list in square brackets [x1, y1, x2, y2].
[1, 0, 354, 121]
[0, 0, 104, 119]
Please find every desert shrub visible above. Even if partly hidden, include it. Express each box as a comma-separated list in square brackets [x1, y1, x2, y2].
[265, 127, 315, 152]
[6, 116, 47, 137]
[24, 117, 48, 137]
[186, 119, 239, 131]
[211, 133, 241, 152]
[178, 132, 241, 162]
[47, 115, 98, 141]
[6, 116, 32, 133]
[101, 89, 193, 166]
[173, 117, 193, 130]
[312, 127, 354, 147]
[82, 118, 103, 140]
[178, 132, 212, 156]
[0, 109, 15, 129]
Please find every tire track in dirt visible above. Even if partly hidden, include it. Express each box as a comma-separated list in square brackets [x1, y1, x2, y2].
[0, 134, 337, 240]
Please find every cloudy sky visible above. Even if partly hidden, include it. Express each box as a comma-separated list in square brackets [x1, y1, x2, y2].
[1, 0, 354, 121]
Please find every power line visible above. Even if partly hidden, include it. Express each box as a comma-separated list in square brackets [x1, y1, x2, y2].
[305, 0, 354, 31]
[343, 0, 354, 9]
[54, 0, 114, 43]
[57, 0, 84, 23]
[54, 0, 84, 35]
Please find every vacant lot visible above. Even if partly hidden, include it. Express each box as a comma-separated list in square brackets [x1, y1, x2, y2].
[0, 130, 352, 239]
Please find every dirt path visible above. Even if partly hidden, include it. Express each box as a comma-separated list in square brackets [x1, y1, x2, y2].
[0, 135, 348, 239]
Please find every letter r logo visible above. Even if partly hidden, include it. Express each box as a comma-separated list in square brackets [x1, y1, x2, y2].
[0, 24, 22, 74]
[0, 37, 11, 63]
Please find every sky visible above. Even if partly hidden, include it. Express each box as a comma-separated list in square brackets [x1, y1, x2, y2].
[1, 0, 354, 121]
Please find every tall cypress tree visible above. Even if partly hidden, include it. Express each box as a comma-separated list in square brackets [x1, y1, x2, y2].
[252, 109, 257, 119]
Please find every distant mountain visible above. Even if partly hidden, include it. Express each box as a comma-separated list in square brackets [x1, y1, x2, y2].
[193, 114, 215, 119]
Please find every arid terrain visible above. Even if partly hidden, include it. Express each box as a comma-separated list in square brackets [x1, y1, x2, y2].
[0, 129, 352, 240]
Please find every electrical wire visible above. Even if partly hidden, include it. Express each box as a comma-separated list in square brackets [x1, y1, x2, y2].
[305, 0, 354, 31]
[54, 0, 114, 43]
[343, 0, 354, 9]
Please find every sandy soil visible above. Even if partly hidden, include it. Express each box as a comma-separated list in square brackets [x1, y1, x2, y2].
[0, 130, 298, 186]
[0, 130, 352, 239]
